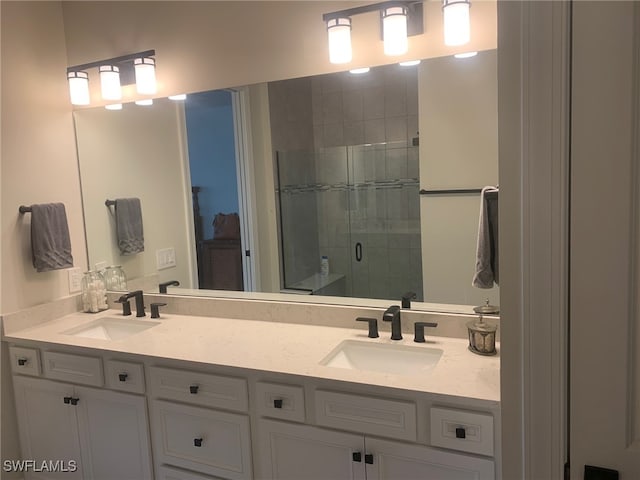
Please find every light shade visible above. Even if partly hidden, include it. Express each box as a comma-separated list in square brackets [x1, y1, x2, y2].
[327, 17, 352, 64]
[135, 99, 153, 106]
[443, 0, 471, 46]
[382, 6, 408, 56]
[67, 71, 90, 106]
[169, 94, 187, 101]
[105, 103, 123, 111]
[134, 57, 157, 95]
[99, 65, 121, 101]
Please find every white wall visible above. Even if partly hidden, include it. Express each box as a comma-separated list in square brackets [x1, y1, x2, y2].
[74, 101, 195, 289]
[419, 50, 499, 306]
[1, 1, 83, 474]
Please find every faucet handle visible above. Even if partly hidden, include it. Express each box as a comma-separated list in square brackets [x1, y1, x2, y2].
[116, 297, 132, 316]
[150, 303, 167, 319]
[356, 317, 379, 338]
[414, 322, 438, 343]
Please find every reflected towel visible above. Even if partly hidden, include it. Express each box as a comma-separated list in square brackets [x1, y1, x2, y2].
[472, 187, 499, 288]
[115, 198, 144, 255]
[30, 203, 74, 272]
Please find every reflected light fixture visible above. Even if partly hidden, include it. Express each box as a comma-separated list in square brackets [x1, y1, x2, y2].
[382, 5, 408, 56]
[135, 99, 153, 106]
[454, 51, 477, 59]
[99, 65, 121, 101]
[105, 103, 123, 111]
[67, 71, 90, 105]
[134, 57, 157, 94]
[399, 59, 421, 66]
[443, 0, 471, 46]
[327, 17, 352, 64]
[349, 67, 370, 74]
[169, 94, 187, 101]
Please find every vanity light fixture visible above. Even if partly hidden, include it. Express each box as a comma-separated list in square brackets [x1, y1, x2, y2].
[327, 17, 352, 64]
[454, 51, 477, 59]
[382, 5, 409, 56]
[66, 49, 156, 106]
[135, 99, 154, 106]
[322, 2, 423, 64]
[349, 67, 370, 74]
[134, 57, 157, 94]
[443, 0, 471, 46]
[168, 94, 187, 101]
[99, 65, 122, 101]
[67, 71, 90, 106]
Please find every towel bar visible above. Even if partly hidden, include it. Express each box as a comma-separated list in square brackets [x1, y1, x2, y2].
[105, 199, 116, 207]
[19, 205, 32, 214]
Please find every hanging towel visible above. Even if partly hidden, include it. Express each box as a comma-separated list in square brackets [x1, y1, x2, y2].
[30, 203, 74, 272]
[115, 198, 144, 255]
[472, 186, 499, 288]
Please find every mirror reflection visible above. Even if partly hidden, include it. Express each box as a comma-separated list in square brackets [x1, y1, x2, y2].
[74, 50, 499, 311]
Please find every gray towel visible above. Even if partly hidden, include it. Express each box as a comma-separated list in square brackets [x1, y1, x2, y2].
[30, 203, 74, 272]
[115, 198, 144, 255]
[472, 186, 499, 288]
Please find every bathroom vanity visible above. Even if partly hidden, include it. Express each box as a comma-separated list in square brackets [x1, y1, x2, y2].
[3, 296, 500, 480]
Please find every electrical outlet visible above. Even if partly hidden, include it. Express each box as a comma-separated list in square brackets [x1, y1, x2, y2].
[156, 247, 176, 270]
[68, 267, 83, 293]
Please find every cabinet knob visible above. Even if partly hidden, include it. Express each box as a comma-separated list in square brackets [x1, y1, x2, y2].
[273, 399, 283, 409]
[17, 357, 28, 366]
[352, 452, 362, 463]
[189, 385, 199, 394]
[118, 373, 129, 382]
[455, 427, 466, 439]
[193, 438, 203, 447]
[364, 454, 374, 465]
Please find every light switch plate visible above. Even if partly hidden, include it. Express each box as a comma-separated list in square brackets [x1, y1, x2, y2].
[68, 267, 83, 293]
[156, 247, 176, 270]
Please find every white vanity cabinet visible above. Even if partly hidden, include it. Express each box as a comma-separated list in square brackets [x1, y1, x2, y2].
[256, 419, 494, 480]
[12, 375, 153, 480]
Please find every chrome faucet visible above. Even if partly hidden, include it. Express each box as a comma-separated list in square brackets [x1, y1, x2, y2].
[383, 305, 402, 340]
[117, 290, 145, 317]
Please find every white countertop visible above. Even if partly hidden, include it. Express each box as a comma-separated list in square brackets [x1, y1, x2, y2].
[4, 309, 500, 404]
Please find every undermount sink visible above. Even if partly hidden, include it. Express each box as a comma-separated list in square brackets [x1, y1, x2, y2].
[61, 317, 160, 341]
[320, 339, 443, 375]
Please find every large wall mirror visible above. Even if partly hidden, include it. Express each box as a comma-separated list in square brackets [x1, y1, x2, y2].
[74, 49, 498, 313]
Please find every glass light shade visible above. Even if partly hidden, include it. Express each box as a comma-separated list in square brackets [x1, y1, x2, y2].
[134, 57, 157, 95]
[105, 103, 123, 111]
[135, 99, 153, 106]
[443, 0, 471, 46]
[67, 71, 90, 106]
[383, 6, 408, 56]
[349, 67, 370, 74]
[399, 60, 421, 66]
[454, 51, 477, 59]
[99, 65, 121, 101]
[327, 17, 352, 64]
[168, 94, 187, 101]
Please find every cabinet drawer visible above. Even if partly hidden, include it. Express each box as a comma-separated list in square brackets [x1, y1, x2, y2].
[430, 406, 494, 456]
[105, 360, 145, 394]
[255, 381, 305, 423]
[151, 400, 252, 480]
[315, 390, 417, 442]
[149, 366, 248, 412]
[157, 465, 225, 480]
[8, 346, 41, 376]
[42, 351, 103, 386]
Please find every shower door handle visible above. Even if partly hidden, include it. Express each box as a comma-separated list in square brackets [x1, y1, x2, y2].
[355, 242, 363, 262]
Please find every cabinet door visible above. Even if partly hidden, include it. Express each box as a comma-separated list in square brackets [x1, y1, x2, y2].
[74, 386, 153, 480]
[12, 376, 83, 480]
[256, 419, 365, 480]
[365, 437, 495, 480]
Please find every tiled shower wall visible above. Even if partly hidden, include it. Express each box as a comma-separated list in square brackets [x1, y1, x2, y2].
[270, 65, 422, 300]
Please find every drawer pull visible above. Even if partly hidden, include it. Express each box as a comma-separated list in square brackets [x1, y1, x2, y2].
[17, 358, 28, 366]
[365, 454, 374, 465]
[189, 385, 199, 394]
[273, 399, 283, 409]
[352, 452, 362, 463]
[118, 373, 129, 382]
[193, 438, 203, 447]
[70, 397, 79, 406]
[455, 427, 466, 439]
[63, 396, 72, 404]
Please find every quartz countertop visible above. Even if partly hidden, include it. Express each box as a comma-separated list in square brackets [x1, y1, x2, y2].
[3, 309, 500, 404]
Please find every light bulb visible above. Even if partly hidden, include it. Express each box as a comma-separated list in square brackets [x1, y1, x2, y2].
[67, 71, 90, 106]
[383, 6, 408, 56]
[327, 17, 352, 64]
